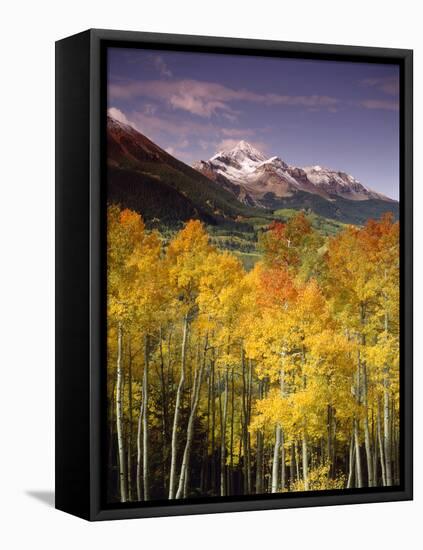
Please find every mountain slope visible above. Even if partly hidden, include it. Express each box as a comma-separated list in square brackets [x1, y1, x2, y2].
[263, 191, 398, 226]
[193, 141, 397, 220]
[107, 117, 267, 227]
[108, 118, 398, 228]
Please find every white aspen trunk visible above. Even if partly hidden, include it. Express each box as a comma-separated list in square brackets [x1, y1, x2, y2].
[246, 360, 253, 494]
[359, 303, 374, 489]
[302, 431, 309, 491]
[169, 315, 189, 499]
[220, 368, 228, 497]
[354, 419, 363, 488]
[229, 367, 235, 495]
[241, 347, 249, 494]
[136, 394, 143, 501]
[142, 334, 149, 501]
[295, 442, 300, 482]
[290, 442, 296, 488]
[362, 364, 374, 486]
[126, 343, 133, 501]
[377, 400, 387, 486]
[158, 327, 168, 491]
[211, 360, 216, 493]
[255, 379, 264, 494]
[175, 365, 199, 500]
[116, 322, 127, 502]
[347, 434, 355, 489]
[384, 373, 392, 486]
[326, 405, 332, 472]
[280, 429, 286, 491]
[352, 348, 363, 489]
[272, 368, 285, 493]
[363, 413, 373, 486]
[392, 399, 399, 485]
[271, 424, 281, 493]
[175, 337, 206, 499]
[372, 427, 378, 487]
[383, 308, 392, 486]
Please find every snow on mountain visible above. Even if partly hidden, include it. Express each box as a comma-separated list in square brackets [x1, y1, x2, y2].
[302, 165, 388, 200]
[208, 141, 267, 184]
[193, 141, 392, 206]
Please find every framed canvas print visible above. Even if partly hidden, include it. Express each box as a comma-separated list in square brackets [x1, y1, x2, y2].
[55, 29, 413, 521]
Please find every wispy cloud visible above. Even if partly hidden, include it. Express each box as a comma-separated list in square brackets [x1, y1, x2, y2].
[109, 79, 341, 119]
[109, 106, 257, 144]
[142, 103, 158, 116]
[361, 76, 399, 96]
[108, 105, 266, 161]
[108, 107, 132, 124]
[152, 55, 173, 78]
[129, 110, 215, 138]
[221, 127, 256, 138]
[359, 99, 399, 111]
[216, 138, 269, 153]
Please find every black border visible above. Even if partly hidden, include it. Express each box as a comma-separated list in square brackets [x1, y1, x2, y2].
[58, 29, 413, 521]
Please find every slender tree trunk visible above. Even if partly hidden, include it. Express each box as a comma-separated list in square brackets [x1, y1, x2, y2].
[127, 340, 133, 501]
[271, 425, 281, 493]
[116, 322, 127, 502]
[295, 442, 300, 482]
[371, 408, 378, 485]
[241, 347, 249, 494]
[211, 358, 216, 494]
[255, 380, 263, 494]
[246, 360, 253, 494]
[327, 405, 332, 474]
[159, 327, 168, 492]
[392, 400, 399, 485]
[280, 429, 286, 491]
[201, 365, 212, 494]
[347, 433, 355, 489]
[176, 335, 207, 499]
[169, 314, 189, 499]
[354, 418, 363, 488]
[219, 367, 229, 497]
[136, 391, 144, 501]
[302, 431, 309, 491]
[142, 334, 149, 501]
[230, 367, 235, 495]
[290, 441, 296, 488]
[362, 364, 374, 486]
[383, 309, 393, 487]
[108, 374, 116, 480]
[384, 371, 392, 486]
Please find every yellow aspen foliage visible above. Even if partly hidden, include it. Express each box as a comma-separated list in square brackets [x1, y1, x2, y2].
[107, 205, 400, 500]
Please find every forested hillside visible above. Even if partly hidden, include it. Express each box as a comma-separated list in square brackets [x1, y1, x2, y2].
[107, 207, 399, 502]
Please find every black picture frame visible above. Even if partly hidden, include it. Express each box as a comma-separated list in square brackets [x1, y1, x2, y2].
[55, 28, 413, 521]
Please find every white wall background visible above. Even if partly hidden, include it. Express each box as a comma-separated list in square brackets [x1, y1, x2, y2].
[0, 1, 420, 547]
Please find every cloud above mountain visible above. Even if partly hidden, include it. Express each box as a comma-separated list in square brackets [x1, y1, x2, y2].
[109, 79, 341, 119]
[107, 48, 400, 199]
[361, 76, 399, 96]
[109, 76, 400, 119]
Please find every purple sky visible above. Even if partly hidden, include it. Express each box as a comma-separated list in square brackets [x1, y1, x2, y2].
[107, 47, 400, 200]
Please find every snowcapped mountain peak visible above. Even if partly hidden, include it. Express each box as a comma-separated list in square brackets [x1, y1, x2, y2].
[207, 141, 269, 186]
[193, 141, 393, 206]
[258, 156, 288, 169]
[225, 140, 267, 163]
[233, 140, 260, 153]
[107, 114, 133, 133]
[303, 165, 331, 173]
